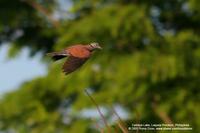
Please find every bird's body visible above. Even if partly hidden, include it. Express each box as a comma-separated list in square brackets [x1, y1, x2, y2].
[47, 42, 102, 75]
[66, 44, 91, 58]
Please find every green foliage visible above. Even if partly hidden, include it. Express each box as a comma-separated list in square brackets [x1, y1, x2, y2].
[0, 0, 58, 56]
[0, 0, 200, 133]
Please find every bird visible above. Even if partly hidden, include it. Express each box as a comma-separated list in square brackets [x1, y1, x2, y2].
[47, 42, 102, 75]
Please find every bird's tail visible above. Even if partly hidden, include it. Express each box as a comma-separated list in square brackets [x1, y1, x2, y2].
[47, 51, 68, 61]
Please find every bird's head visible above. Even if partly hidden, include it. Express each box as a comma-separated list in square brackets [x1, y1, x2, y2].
[89, 42, 102, 50]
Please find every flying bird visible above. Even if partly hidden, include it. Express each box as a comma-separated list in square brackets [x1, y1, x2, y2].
[47, 42, 102, 75]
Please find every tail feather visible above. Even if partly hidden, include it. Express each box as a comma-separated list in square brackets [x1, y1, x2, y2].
[47, 51, 68, 61]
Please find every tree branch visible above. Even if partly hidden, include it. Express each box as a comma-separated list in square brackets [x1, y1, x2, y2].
[152, 102, 173, 124]
[111, 106, 128, 133]
[84, 89, 111, 133]
[22, 0, 60, 28]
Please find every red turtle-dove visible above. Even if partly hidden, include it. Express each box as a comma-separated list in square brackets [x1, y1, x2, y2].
[47, 42, 102, 75]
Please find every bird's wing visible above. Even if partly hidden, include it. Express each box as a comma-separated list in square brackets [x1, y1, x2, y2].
[62, 56, 88, 75]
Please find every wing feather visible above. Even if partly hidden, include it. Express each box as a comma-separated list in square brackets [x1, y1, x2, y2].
[62, 56, 88, 75]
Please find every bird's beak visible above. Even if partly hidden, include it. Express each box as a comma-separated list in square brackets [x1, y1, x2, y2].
[97, 45, 102, 50]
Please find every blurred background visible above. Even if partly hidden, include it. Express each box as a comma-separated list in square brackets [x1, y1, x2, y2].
[0, 0, 199, 132]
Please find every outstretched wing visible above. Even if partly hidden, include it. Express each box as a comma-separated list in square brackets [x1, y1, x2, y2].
[62, 56, 88, 75]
